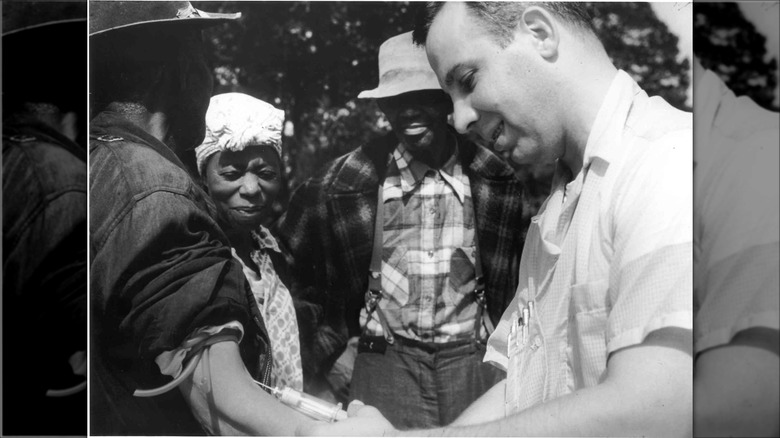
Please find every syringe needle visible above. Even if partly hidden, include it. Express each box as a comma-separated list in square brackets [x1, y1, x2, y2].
[252, 379, 277, 394]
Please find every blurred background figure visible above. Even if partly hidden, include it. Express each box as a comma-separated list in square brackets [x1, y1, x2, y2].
[693, 2, 779, 437]
[2, 0, 88, 435]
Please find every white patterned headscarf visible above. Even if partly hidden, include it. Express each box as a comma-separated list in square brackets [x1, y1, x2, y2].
[195, 93, 285, 175]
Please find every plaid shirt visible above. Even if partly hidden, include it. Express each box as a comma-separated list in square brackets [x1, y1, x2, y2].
[277, 130, 527, 378]
[360, 142, 483, 342]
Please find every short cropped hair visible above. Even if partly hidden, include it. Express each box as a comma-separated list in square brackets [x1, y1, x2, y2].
[413, 2, 595, 48]
[89, 25, 205, 115]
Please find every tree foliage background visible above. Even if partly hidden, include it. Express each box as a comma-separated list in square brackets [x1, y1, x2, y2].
[196, 1, 691, 220]
[693, 2, 779, 112]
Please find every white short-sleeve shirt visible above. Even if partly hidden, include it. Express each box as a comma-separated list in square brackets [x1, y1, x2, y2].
[485, 70, 693, 414]
[693, 68, 780, 354]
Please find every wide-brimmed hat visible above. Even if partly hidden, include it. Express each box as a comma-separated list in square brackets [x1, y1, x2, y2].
[90, 1, 240, 36]
[358, 31, 441, 99]
[2, 1, 86, 37]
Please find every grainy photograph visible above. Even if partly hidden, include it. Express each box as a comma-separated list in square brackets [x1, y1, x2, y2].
[1, 0, 88, 436]
[692, 2, 779, 436]
[2, 0, 775, 434]
[87, 1, 695, 436]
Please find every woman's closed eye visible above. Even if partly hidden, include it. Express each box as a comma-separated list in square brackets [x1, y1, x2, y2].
[243, 159, 280, 180]
[254, 168, 279, 180]
[218, 168, 242, 180]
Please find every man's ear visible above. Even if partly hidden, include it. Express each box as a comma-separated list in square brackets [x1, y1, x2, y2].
[521, 6, 559, 59]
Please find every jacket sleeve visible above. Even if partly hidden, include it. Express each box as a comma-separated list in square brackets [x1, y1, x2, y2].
[2, 142, 88, 399]
[91, 191, 266, 388]
[277, 178, 348, 379]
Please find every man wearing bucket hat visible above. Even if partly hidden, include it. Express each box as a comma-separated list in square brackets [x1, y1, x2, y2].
[278, 31, 525, 429]
[89, 2, 315, 434]
[2, 1, 87, 435]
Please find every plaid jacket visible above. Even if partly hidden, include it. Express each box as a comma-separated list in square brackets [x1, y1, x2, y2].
[277, 130, 526, 378]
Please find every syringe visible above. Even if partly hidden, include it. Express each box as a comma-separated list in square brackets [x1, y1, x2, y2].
[254, 380, 348, 422]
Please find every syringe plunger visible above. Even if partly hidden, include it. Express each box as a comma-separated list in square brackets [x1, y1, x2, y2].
[277, 387, 348, 422]
[254, 380, 347, 422]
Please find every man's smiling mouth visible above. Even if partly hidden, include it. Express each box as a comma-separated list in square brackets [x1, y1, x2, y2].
[489, 121, 504, 148]
[232, 206, 263, 213]
[403, 123, 429, 136]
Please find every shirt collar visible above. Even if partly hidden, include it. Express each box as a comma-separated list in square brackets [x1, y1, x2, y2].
[251, 225, 281, 253]
[389, 136, 467, 203]
[581, 69, 641, 170]
[692, 67, 724, 166]
[548, 70, 638, 210]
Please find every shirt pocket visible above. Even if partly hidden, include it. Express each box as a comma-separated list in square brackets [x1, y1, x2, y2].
[506, 315, 549, 415]
[381, 246, 410, 306]
[445, 246, 477, 307]
[563, 278, 609, 391]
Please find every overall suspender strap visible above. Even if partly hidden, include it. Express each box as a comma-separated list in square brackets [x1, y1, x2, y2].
[472, 228, 494, 341]
[365, 162, 492, 344]
[365, 184, 395, 344]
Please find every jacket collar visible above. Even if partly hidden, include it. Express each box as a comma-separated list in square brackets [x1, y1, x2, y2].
[4, 116, 87, 162]
[90, 110, 190, 174]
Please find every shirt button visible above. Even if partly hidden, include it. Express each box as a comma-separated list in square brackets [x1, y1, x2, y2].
[427, 251, 434, 258]
[429, 207, 436, 215]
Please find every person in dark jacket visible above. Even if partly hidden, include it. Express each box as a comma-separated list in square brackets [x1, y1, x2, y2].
[89, 2, 314, 434]
[2, 2, 87, 434]
[277, 31, 526, 429]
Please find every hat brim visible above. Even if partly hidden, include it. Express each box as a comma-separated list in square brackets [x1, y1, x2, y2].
[358, 81, 442, 99]
[3, 18, 86, 37]
[90, 9, 240, 36]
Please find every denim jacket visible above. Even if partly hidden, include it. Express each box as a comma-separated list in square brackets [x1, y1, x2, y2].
[2, 120, 87, 434]
[89, 111, 270, 435]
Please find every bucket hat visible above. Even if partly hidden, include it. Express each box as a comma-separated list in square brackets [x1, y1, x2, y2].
[358, 31, 441, 99]
[2, 1, 86, 37]
[90, 1, 240, 36]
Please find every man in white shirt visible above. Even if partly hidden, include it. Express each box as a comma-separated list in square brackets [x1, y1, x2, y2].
[308, 3, 693, 436]
[692, 58, 779, 437]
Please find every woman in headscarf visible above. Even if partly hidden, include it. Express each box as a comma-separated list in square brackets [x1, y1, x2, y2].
[195, 92, 302, 391]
